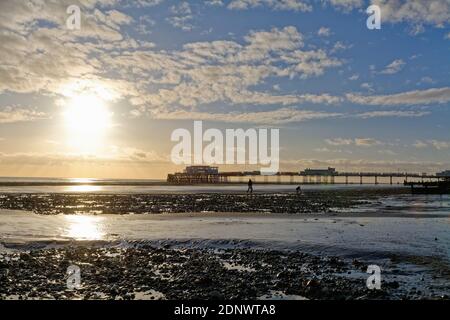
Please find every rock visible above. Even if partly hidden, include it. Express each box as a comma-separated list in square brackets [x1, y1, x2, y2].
[209, 290, 224, 300]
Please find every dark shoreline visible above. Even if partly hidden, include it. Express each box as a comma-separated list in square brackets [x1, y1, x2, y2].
[0, 188, 407, 215]
[2, 245, 445, 300]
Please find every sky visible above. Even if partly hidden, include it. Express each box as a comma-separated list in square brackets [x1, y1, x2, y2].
[0, 0, 449, 179]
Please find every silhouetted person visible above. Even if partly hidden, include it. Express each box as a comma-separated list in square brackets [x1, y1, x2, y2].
[247, 179, 253, 194]
[296, 186, 302, 195]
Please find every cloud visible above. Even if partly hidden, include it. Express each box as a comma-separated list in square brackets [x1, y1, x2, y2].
[167, 1, 194, 31]
[379, 59, 405, 75]
[346, 87, 450, 106]
[413, 140, 428, 148]
[355, 138, 382, 146]
[228, 0, 312, 12]
[428, 140, 450, 150]
[106, 26, 343, 111]
[325, 137, 382, 147]
[325, 138, 354, 146]
[0, 106, 48, 124]
[325, 0, 363, 12]
[150, 107, 343, 125]
[0, 149, 168, 167]
[317, 27, 332, 37]
[372, 0, 450, 29]
[355, 110, 430, 118]
[0, 14, 343, 117]
[360, 83, 374, 92]
[132, 0, 165, 7]
[412, 140, 450, 150]
[417, 76, 436, 85]
[205, 0, 225, 6]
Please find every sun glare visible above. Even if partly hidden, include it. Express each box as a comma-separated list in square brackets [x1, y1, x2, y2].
[64, 215, 105, 240]
[63, 94, 112, 152]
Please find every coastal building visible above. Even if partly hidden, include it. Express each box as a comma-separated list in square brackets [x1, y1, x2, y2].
[167, 166, 223, 184]
[299, 167, 337, 176]
[185, 166, 219, 175]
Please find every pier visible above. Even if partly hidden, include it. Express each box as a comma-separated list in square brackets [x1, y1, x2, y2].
[167, 166, 445, 185]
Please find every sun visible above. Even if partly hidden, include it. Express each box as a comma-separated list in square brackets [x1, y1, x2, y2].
[63, 94, 112, 152]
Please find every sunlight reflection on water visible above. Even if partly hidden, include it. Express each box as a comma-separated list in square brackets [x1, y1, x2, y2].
[64, 215, 105, 240]
[65, 185, 103, 193]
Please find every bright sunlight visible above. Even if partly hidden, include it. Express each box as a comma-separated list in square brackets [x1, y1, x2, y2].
[63, 94, 112, 152]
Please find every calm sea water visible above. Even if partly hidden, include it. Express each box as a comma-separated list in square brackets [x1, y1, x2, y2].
[0, 177, 407, 194]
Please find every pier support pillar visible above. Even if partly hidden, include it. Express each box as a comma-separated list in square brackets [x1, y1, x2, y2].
[345, 175, 348, 185]
[375, 175, 378, 185]
[390, 176, 393, 185]
[360, 175, 363, 185]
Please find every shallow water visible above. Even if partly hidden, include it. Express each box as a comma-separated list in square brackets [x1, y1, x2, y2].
[0, 209, 449, 262]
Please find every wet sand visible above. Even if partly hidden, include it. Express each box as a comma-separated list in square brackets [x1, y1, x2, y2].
[0, 188, 407, 215]
[1, 245, 446, 300]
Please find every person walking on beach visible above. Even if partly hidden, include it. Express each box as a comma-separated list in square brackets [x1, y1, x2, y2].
[247, 179, 253, 194]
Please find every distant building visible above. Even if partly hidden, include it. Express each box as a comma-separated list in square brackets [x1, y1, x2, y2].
[437, 170, 450, 177]
[184, 166, 219, 175]
[300, 167, 337, 176]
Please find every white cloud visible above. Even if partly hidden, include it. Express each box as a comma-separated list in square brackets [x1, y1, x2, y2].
[360, 83, 374, 91]
[372, 0, 450, 28]
[356, 110, 430, 118]
[346, 87, 450, 106]
[380, 59, 406, 75]
[150, 107, 343, 125]
[326, 0, 363, 11]
[325, 138, 354, 146]
[0, 106, 47, 124]
[428, 140, 450, 150]
[104, 26, 343, 111]
[167, 2, 194, 31]
[228, 0, 312, 12]
[413, 140, 427, 148]
[326, 137, 382, 147]
[318, 27, 332, 37]
[355, 138, 382, 146]
[418, 76, 436, 85]
[412, 140, 450, 150]
[205, 0, 225, 6]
